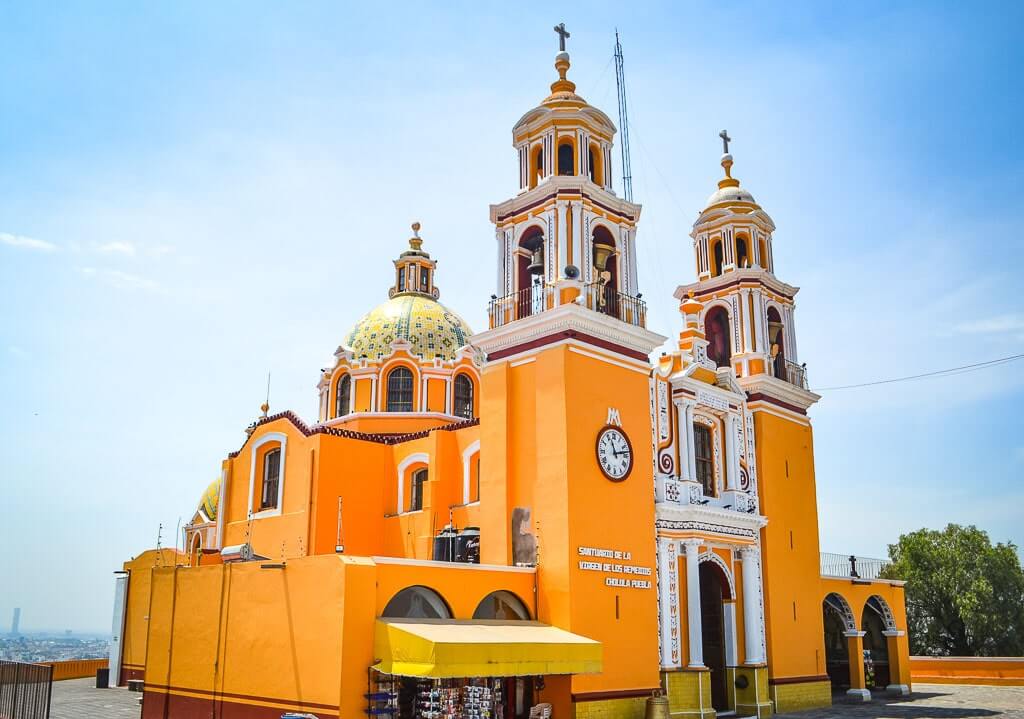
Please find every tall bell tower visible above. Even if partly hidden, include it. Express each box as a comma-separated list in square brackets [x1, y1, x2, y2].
[677, 135, 827, 694]
[473, 27, 667, 716]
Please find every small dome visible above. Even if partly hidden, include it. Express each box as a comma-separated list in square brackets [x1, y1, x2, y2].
[346, 294, 473, 362]
[705, 185, 757, 208]
[198, 478, 220, 522]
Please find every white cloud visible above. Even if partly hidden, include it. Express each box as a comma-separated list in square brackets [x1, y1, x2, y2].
[94, 241, 137, 256]
[0, 232, 58, 252]
[77, 267, 163, 293]
[953, 314, 1024, 335]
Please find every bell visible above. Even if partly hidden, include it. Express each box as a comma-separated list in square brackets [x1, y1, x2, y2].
[593, 244, 614, 272]
[527, 247, 545, 275]
[644, 691, 670, 719]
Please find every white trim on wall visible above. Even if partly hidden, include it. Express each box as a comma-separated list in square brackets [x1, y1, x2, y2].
[396, 452, 430, 514]
[462, 440, 481, 505]
[247, 432, 287, 519]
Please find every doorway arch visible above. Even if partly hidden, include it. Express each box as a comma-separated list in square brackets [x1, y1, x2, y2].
[699, 559, 733, 711]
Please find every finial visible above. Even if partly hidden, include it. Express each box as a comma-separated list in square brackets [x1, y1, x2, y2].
[409, 221, 423, 251]
[716, 130, 740, 189]
[719, 129, 731, 155]
[260, 401, 269, 418]
[554, 23, 570, 52]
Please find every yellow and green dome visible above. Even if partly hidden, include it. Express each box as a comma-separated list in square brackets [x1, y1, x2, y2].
[198, 478, 220, 522]
[346, 294, 473, 362]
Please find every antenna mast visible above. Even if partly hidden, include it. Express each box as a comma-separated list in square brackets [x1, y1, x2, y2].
[614, 30, 633, 202]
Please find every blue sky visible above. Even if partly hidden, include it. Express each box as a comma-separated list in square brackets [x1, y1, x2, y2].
[2, 2, 1022, 633]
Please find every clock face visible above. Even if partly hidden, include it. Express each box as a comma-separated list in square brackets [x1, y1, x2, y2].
[596, 425, 633, 482]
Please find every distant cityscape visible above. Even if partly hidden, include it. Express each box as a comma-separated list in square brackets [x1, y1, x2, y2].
[2, 609, 109, 662]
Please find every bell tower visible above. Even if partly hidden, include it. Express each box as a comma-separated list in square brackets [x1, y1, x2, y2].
[473, 27, 666, 716]
[677, 134, 827, 691]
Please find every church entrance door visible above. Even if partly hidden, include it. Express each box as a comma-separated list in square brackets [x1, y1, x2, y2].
[699, 562, 728, 711]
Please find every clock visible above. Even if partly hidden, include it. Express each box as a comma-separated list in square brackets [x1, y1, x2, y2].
[596, 425, 633, 482]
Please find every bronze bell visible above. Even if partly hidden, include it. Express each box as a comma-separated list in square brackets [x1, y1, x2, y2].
[644, 690, 670, 719]
[593, 244, 614, 272]
[527, 247, 545, 275]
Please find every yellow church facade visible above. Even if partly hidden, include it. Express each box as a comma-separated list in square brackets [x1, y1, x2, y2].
[108, 36, 912, 719]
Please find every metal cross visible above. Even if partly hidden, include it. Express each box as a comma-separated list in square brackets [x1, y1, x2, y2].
[719, 129, 731, 154]
[554, 23, 570, 52]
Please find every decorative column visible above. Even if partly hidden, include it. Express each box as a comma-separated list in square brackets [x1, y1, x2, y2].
[740, 547, 765, 664]
[683, 539, 705, 668]
[570, 201, 583, 273]
[751, 289, 765, 354]
[724, 414, 739, 491]
[676, 401, 697, 483]
[845, 631, 870, 701]
[883, 630, 910, 695]
[740, 288, 753, 353]
[555, 200, 568, 281]
[657, 538, 681, 668]
[723, 600, 738, 667]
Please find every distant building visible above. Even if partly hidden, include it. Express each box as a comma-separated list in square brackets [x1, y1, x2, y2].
[9, 608, 19, 637]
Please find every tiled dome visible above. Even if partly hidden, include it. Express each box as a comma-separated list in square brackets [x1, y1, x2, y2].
[197, 478, 220, 522]
[345, 294, 473, 362]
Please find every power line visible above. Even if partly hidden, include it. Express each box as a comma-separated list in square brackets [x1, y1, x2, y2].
[813, 353, 1024, 392]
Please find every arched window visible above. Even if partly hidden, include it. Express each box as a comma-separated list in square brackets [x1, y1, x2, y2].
[694, 424, 714, 496]
[334, 374, 351, 418]
[767, 307, 785, 379]
[261, 448, 281, 510]
[386, 367, 414, 412]
[473, 591, 531, 620]
[397, 267, 406, 292]
[409, 468, 427, 512]
[382, 586, 451, 619]
[588, 145, 603, 185]
[704, 306, 732, 368]
[453, 374, 474, 419]
[533, 147, 544, 187]
[557, 142, 574, 176]
[712, 239, 724, 277]
[759, 238, 769, 270]
[736, 237, 749, 269]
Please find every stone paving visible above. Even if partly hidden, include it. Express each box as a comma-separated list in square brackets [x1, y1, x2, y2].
[45, 680, 1023, 719]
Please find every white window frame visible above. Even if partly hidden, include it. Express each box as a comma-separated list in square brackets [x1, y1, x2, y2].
[248, 432, 287, 518]
[462, 440, 481, 505]
[396, 452, 430, 515]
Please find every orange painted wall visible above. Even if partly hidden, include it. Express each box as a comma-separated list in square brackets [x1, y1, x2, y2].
[752, 409, 827, 680]
[909, 657, 1024, 686]
[120, 549, 185, 683]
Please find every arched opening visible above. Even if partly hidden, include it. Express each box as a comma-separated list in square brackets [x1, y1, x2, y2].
[699, 560, 732, 711]
[472, 590, 531, 620]
[453, 373, 475, 419]
[188, 531, 203, 566]
[588, 144, 603, 185]
[557, 141, 574, 176]
[711, 239, 724, 277]
[381, 586, 452, 619]
[334, 374, 351, 418]
[516, 227, 545, 318]
[767, 307, 786, 380]
[862, 597, 892, 690]
[591, 226, 619, 318]
[759, 238, 769, 270]
[823, 593, 855, 693]
[259, 446, 281, 510]
[530, 146, 544, 189]
[704, 306, 732, 369]
[386, 366, 414, 412]
[736, 236, 750, 269]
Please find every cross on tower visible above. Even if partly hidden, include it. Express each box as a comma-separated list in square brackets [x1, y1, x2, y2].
[719, 129, 732, 154]
[553, 23, 570, 52]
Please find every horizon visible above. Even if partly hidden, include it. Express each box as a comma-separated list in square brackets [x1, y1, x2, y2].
[2, 1, 1022, 633]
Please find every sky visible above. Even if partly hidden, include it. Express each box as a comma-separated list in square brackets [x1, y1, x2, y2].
[1, 1, 1022, 633]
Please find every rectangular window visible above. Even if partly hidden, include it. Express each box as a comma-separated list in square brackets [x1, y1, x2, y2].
[398, 267, 406, 292]
[694, 424, 714, 496]
[420, 267, 429, 290]
[409, 468, 427, 512]
[261, 448, 281, 509]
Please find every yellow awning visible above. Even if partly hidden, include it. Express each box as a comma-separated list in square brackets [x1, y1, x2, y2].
[373, 618, 602, 678]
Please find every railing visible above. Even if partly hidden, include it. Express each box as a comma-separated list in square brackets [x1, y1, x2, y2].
[773, 358, 809, 390]
[488, 284, 554, 328]
[487, 282, 646, 329]
[0, 661, 53, 719]
[581, 283, 646, 328]
[820, 552, 893, 580]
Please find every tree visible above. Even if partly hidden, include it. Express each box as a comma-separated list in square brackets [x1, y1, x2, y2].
[881, 524, 1024, 656]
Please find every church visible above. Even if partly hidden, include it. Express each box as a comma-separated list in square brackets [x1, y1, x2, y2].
[108, 29, 913, 719]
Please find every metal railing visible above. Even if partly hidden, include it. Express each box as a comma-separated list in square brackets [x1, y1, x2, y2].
[488, 284, 554, 328]
[0, 661, 53, 719]
[773, 358, 809, 390]
[820, 552, 893, 580]
[487, 282, 647, 330]
[581, 282, 646, 327]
